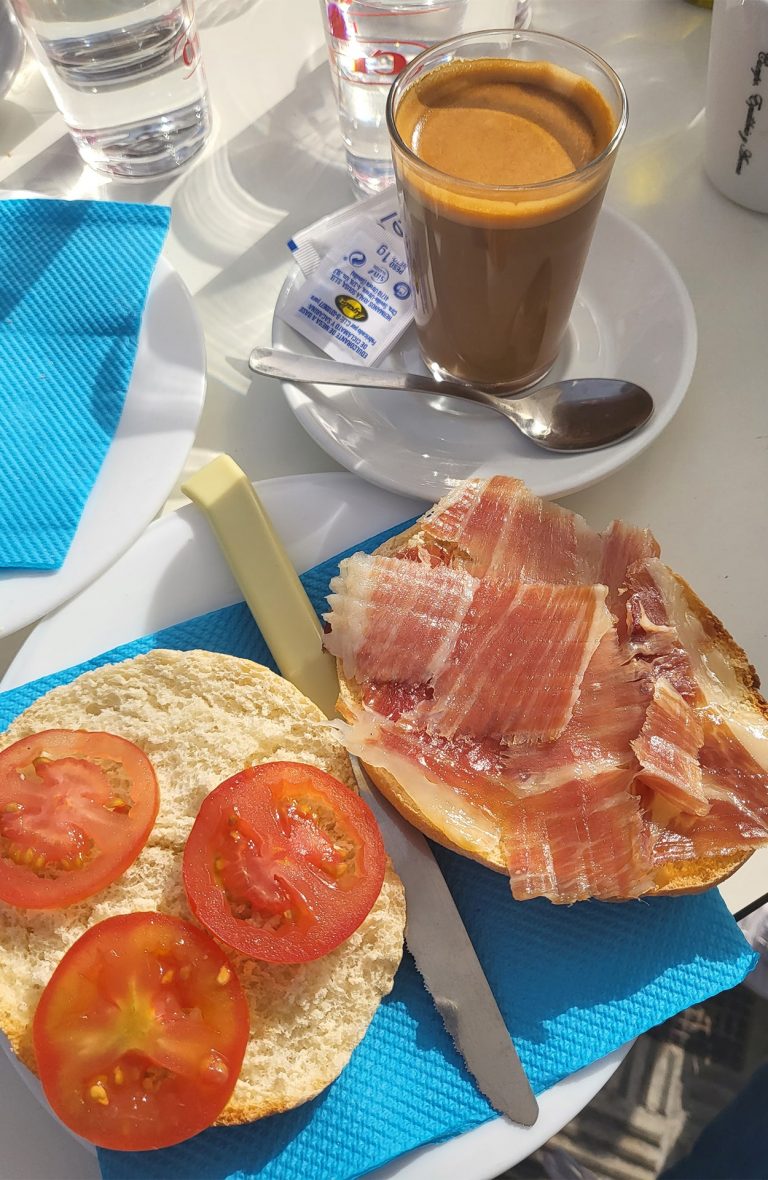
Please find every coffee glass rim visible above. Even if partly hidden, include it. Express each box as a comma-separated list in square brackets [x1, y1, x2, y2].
[385, 26, 628, 195]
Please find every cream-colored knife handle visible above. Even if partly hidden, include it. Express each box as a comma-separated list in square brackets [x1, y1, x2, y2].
[181, 455, 340, 719]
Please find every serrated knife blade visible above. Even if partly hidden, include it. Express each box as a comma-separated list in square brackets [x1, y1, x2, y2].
[180, 454, 538, 1127]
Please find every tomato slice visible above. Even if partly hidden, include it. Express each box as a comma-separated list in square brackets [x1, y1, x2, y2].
[33, 912, 249, 1151]
[183, 762, 387, 964]
[0, 730, 158, 909]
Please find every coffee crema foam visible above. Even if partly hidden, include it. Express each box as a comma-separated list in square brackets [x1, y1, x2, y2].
[395, 58, 617, 228]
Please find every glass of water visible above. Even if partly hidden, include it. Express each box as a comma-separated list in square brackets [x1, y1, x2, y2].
[9, 0, 211, 179]
[319, 0, 532, 196]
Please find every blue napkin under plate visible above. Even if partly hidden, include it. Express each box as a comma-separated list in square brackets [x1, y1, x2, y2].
[0, 198, 171, 570]
[0, 522, 757, 1180]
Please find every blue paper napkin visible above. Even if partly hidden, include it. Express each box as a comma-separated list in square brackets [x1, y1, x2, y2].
[0, 523, 757, 1180]
[0, 198, 171, 570]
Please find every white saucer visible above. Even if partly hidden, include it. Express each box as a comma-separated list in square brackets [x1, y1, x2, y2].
[0, 191, 207, 637]
[0, 3, 24, 99]
[273, 206, 697, 503]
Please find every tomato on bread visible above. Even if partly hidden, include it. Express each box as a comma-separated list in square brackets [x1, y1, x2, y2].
[0, 730, 158, 909]
[183, 761, 387, 963]
[0, 651, 406, 1130]
[33, 912, 249, 1151]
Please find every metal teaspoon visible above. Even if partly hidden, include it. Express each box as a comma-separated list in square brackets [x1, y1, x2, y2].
[249, 348, 654, 453]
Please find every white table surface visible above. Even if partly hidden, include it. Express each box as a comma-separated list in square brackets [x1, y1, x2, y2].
[0, 0, 766, 1173]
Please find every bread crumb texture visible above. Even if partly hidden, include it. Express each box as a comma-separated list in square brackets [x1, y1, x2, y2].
[0, 650, 406, 1122]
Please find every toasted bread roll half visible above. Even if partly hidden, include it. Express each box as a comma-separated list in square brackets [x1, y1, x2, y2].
[334, 524, 768, 899]
[0, 650, 405, 1123]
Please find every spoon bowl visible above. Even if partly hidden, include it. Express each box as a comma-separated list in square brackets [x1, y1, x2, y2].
[249, 348, 653, 453]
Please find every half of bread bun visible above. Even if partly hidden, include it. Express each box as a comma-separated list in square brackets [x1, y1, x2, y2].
[0, 650, 406, 1123]
[335, 525, 768, 898]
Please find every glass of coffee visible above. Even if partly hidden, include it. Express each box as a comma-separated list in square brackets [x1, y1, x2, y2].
[386, 29, 627, 393]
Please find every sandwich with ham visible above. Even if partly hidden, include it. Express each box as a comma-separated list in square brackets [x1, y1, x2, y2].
[324, 476, 768, 904]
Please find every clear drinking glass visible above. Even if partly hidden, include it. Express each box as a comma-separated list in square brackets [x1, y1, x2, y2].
[9, 0, 211, 179]
[318, 0, 532, 196]
[387, 28, 627, 392]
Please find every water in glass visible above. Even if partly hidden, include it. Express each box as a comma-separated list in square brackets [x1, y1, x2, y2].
[319, 0, 531, 196]
[10, 0, 211, 178]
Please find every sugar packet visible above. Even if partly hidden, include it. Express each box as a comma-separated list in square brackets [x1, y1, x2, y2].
[277, 190, 414, 366]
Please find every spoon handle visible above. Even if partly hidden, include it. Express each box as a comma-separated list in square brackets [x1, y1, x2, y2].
[249, 346, 500, 410]
[249, 347, 653, 452]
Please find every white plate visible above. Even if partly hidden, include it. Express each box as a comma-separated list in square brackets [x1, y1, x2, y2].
[0, 191, 207, 637]
[0, 472, 630, 1180]
[0, 3, 23, 99]
[273, 206, 697, 502]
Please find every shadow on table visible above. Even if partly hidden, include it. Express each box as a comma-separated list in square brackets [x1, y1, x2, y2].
[197, 0, 265, 27]
[0, 99, 37, 157]
[163, 51, 352, 476]
[169, 54, 348, 282]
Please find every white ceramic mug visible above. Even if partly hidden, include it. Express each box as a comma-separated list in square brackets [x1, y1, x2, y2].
[705, 0, 768, 212]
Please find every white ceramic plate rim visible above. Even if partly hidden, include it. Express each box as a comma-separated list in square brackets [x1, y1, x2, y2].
[1, 472, 630, 1179]
[272, 205, 698, 503]
[0, 190, 207, 636]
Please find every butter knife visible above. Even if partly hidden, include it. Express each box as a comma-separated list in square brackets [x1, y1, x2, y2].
[181, 455, 538, 1127]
